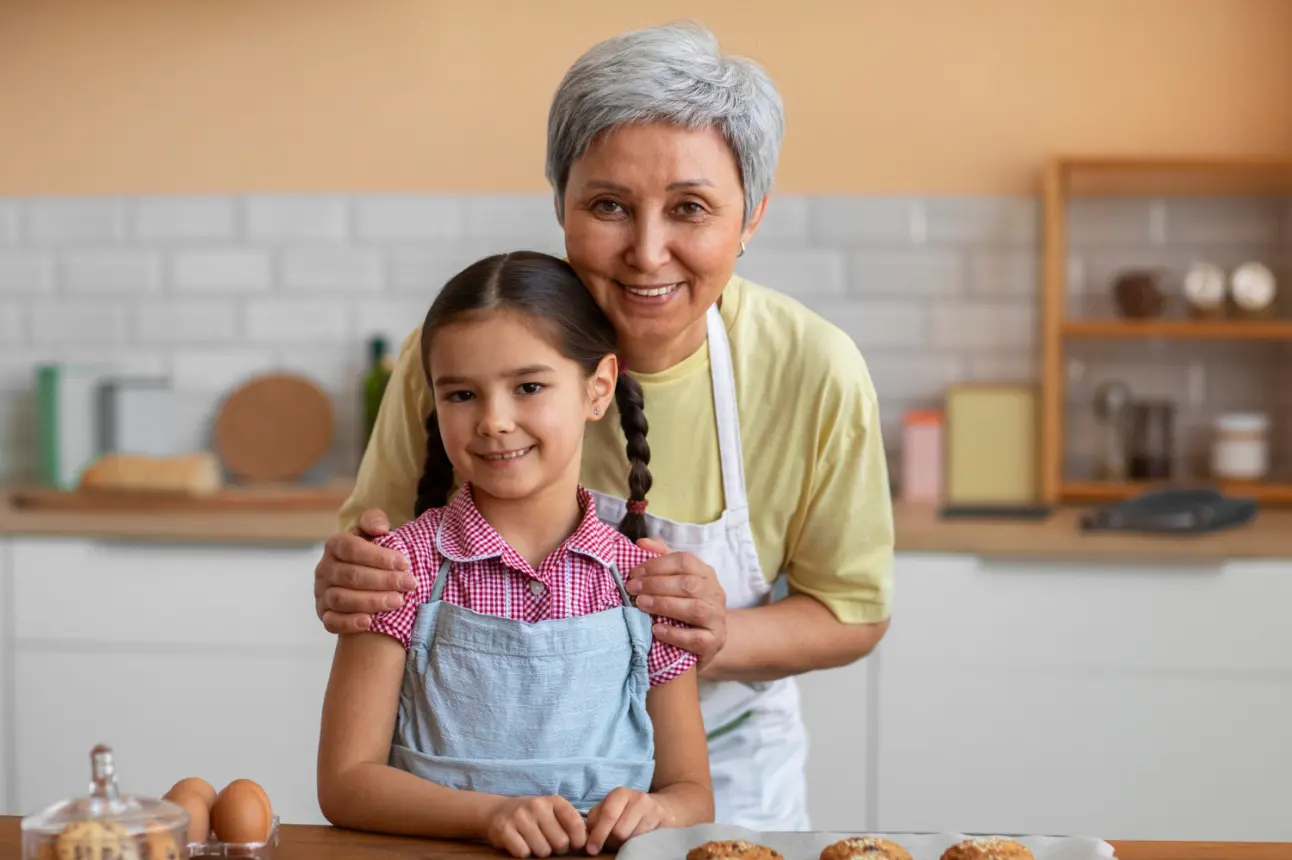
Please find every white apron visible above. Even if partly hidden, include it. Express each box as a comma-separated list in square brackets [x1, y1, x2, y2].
[590, 305, 812, 830]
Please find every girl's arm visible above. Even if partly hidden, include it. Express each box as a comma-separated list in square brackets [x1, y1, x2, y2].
[316, 631, 504, 839]
[645, 666, 714, 824]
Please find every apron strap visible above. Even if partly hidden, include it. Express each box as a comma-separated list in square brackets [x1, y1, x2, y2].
[606, 563, 633, 607]
[429, 558, 452, 603]
[705, 305, 749, 514]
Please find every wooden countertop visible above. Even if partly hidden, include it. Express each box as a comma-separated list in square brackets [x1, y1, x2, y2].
[893, 503, 1292, 562]
[4, 490, 1292, 560]
[0, 502, 339, 545]
[0, 818, 1284, 858]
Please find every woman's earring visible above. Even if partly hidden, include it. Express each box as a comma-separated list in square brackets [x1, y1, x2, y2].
[593, 407, 600, 416]
[738, 240, 747, 258]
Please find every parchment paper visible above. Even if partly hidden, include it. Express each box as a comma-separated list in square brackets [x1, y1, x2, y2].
[617, 824, 1115, 860]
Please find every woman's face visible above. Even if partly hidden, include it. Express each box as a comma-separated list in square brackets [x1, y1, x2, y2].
[561, 123, 764, 372]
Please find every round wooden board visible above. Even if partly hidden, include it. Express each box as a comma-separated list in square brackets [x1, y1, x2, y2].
[213, 373, 335, 483]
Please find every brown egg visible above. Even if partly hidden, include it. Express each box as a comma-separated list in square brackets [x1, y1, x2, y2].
[163, 786, 211, 845]
[210, 779, 273, 844]
[165, 776, 216, 809]
[237, 778, 273, 821]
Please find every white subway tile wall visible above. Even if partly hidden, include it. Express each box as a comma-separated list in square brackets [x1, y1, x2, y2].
[0, 193, 1288, 483]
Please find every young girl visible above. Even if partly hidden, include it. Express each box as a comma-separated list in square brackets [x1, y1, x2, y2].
[316, 251, 713, 858]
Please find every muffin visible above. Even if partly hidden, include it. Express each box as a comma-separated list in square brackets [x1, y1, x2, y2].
[820, 836, 912, 860]
[941, 837, 1034, 860]
[687, 840, 784, 860]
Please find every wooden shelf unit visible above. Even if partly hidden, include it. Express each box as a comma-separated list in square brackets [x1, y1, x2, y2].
[1062, 319, 1292, 340]
[1040, 155, 1292, 506]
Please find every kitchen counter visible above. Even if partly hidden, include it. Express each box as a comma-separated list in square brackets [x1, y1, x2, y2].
[5, 490, 1292, 559]
[894, 503, 1292, 561]
[0, 818, 1284, 858]
[0, 503, 339, 544]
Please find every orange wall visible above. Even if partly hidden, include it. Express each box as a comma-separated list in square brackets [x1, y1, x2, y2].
[2, 0, 1290, 196]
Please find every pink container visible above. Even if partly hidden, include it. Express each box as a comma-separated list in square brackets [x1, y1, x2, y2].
[901, 409, 943, 503]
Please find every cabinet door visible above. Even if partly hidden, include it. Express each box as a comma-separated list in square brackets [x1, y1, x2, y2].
[799, 654, 873, 830]
[15, 650, 333, 825]
[11, 538, 335, 824]
[0, 539, 11, 814]
[876, 553, 1292, 842]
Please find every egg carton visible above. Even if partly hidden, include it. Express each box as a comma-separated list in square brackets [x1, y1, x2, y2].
[187, 815, 279, 858]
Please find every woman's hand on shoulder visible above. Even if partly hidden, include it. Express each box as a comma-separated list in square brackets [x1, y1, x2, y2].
[585, 787, 675, 855]
[313, 508, 418, 634]
[625, 538, 727, 671]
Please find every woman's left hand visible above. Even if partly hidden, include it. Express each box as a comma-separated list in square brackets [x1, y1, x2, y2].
[584, 787, 676, 854]
[626, 538, 727, 671]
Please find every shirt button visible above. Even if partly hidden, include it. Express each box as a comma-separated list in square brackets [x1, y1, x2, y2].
[528, 580, 545, 595]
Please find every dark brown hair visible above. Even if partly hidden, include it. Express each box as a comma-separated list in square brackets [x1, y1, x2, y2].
[413, 251, 652, 542]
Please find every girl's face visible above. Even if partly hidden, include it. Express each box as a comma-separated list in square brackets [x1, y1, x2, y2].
[561, 122, 765, 372]
[428, 310, 616, 504]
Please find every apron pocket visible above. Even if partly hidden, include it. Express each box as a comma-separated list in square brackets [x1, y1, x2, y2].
[389, 744, 656, 814]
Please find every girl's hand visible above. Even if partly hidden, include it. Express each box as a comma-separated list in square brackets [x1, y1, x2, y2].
[584, 787, 675, 854]
[486, 795, 587, 858]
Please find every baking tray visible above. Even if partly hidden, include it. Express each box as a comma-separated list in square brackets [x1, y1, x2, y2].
[618, 824, 1115, 860]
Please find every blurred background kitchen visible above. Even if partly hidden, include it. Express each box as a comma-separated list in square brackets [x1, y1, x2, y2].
[1, 0, 1291, 846]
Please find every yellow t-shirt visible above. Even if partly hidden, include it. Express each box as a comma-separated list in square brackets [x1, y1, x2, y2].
[339, 275, 894, 625]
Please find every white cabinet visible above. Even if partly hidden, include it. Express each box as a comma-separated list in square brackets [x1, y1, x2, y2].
[874, 553, 1292, 842]
[6, 534, 1292, 843]
[8, 538, 333, 824]
[799, 654, 873, 830]
[0, 538, 12, 815]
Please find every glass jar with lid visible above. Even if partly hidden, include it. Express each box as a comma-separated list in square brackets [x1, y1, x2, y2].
[21, 743, 189, 860]
[1211, 412, 1270, 481]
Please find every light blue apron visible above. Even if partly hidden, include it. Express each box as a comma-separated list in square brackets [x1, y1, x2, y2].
[388, 558, 656, 812]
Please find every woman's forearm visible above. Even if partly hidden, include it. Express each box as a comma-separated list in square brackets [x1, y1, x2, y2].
[318, 762, 502, 841]
[701, 594, 889, 683]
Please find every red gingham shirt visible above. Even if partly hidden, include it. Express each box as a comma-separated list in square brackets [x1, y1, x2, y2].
[368, 484, 697, 687]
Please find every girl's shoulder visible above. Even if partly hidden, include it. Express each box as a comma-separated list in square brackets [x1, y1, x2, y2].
[594, 523, 659, 576]
[373, 507, 446, 582]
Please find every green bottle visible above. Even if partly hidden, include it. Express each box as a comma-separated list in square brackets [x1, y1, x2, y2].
[362, 335, 393, 451]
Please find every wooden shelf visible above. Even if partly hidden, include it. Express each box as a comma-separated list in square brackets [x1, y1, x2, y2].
[1040, 154, 1292, 506]
[1062, 319, 1292, 340]
[1055, 154, 1292, 195]
[1062, 480, 1292, 505]
[1058, 154, 1292, 173]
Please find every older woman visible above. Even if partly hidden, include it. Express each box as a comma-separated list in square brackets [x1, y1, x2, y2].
[312, 21, 893, 831]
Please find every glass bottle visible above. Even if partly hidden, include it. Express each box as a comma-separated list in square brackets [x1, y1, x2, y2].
[362, 335, 394, 451]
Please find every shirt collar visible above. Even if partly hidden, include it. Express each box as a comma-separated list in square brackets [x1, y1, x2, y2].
[435, 484, 620, 571]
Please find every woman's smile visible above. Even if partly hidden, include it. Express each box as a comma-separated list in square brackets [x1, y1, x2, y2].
[616, 280, 685, 303]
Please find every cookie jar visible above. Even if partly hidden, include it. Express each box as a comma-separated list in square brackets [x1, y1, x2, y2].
[21, 743, 189, 860]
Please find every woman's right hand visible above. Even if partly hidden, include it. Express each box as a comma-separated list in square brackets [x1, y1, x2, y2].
[486, 795, 588, 858]
[313, 508, 417, 634]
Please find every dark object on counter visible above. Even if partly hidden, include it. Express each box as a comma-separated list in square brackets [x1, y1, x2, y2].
[939, 503, 1053, 520]
[1080, 487, 1258, 534]
[1127, 400, 1175, 480]
[363, 335, 394, 448]
[1112, 269, 1166, 319]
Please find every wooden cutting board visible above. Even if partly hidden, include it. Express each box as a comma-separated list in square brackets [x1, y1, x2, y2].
[213, 373, 335, 482]
[9, 481, 354, 513]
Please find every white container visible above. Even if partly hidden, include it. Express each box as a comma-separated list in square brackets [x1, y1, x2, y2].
[1210, 412, 1270, 481]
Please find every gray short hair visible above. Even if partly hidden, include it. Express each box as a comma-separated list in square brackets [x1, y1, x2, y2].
[546, 21, 785, 224]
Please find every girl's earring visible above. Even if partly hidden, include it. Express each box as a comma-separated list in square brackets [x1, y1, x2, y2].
[738, 240, 747, 258]
[593, 407, 600, 416]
